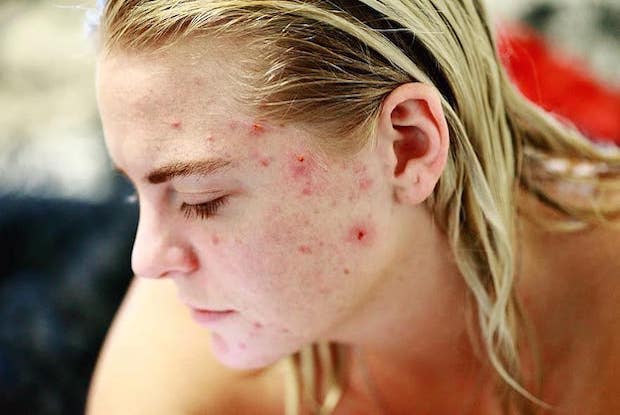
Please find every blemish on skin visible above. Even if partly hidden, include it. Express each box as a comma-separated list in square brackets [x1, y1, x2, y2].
[260, 157, 271, 167]
[238, 342, 247, 350]
[345, 222, 376, 246]
[212, 235, 220, 245]
[253, 321, 263, 330]
[298, 245, 312, 254]
[250, 123, 265, 136]
[359, 177, 373, 191]
[280, 328, 290, 334]
[343, 268, 350, 274]
[211, 332, 229, 354]
[205, 135, 214, 142]
[302, 186, 313, 196]
[289, 153, 313, 179]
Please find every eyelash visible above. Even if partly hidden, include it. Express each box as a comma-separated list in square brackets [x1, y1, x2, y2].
[123, 192, 229, 220]
[180, 196, 229, 220]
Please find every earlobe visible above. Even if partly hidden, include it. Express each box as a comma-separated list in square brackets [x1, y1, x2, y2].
[377, 83, 449, 206]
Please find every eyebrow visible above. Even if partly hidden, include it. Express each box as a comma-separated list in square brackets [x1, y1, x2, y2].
[114, 158, 232, 184]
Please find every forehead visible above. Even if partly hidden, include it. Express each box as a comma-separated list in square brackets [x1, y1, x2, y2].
[96, 41, 250, 125]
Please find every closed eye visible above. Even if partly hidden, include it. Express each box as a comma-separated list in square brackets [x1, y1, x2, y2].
[180, 196, 229, 220]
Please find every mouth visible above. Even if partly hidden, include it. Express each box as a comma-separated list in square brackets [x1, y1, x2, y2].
[188, 307, 237, 326]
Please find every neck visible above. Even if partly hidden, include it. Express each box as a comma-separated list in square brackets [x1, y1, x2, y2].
[328, 205, 493, 413]
[327, 201, 619, 413]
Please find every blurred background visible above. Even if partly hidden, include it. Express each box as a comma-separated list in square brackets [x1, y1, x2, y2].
[0, 0, 618, 413]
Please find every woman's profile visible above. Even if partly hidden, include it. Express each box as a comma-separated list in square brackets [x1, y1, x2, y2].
[85, 1, 620, 414]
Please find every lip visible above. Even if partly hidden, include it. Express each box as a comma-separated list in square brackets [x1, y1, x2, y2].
[189, 308, 236, 326]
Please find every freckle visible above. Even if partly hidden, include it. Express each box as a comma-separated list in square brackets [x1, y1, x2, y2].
[318, 241, 324, 247]
[280, 328, 290, 334]
[298, 245, 312, 254]
[212, 234, 220, 245]
[344, 268, 350, 274]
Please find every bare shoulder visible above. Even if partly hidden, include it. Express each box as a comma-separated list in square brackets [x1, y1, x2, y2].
[86, 277, 285, 415]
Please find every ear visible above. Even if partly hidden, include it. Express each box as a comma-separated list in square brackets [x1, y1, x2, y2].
[375, 83, 449, 205]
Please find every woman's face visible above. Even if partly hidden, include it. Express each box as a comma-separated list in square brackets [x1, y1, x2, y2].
[96, 42, 406, 369]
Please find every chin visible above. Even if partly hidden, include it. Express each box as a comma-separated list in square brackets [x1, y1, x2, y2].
[215, 348, 286, 370]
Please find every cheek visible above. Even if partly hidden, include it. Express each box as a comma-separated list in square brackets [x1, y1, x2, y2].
[232, 202, 381, 302]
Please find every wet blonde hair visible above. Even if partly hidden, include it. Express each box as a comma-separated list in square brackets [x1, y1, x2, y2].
[93, 0, 620, 413]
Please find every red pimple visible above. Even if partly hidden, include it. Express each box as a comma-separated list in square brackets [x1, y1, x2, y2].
[302, 186, 313, 196]
[250, 123, 265, 136]
[298, 245, 312, 254]
[205, 135, 214, 142]
[346, 222, 375, 246]
[359, 177, 373, 191]
[289, 153, 312, 179]
[238, 342, 247, 350]
[212, 235, 220, 245]
[171, 120, 182, 129]
[253, 321, 263, 330]
[260, 157, 271, 167]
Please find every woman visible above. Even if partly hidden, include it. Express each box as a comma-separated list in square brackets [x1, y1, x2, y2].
[86, 1, 620, 414]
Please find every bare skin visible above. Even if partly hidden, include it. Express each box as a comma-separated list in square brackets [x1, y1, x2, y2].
[93, 39, 620, 414]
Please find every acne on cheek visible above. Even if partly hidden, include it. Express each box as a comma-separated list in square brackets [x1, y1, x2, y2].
[298, 245, 312, 254]
[353, 163, 374, 191]
[229, 119, 269, 138]
[287, 152, 326, 197]
[249, 147, 273, 168]
[345, 221, 376, 247]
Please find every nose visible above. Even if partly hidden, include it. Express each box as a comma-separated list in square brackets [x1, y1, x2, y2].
[131, 207, 198, 279]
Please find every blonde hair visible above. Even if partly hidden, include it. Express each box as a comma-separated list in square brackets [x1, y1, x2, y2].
[93, 1, 620, 413]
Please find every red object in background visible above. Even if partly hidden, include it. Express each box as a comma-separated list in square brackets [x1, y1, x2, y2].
[497, 23, 620, 146]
